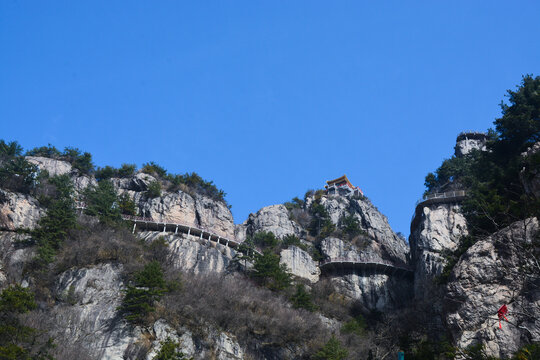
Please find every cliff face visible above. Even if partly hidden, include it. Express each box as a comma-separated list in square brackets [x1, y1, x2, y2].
[410, 203, 467, 300]
[444, 218, 540, 358]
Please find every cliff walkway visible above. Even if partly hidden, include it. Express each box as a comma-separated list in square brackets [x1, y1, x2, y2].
[411, 190, 467, 229]
[75, 202, 242, 251]
[319, 258, 413, 277]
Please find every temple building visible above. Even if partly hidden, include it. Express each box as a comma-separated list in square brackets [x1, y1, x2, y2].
[325, 175, 363, 197]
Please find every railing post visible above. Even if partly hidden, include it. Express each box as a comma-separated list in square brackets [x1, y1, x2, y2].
[187, 228, 191, 236]
[175, 225, 178, 234]
[132, 222, 136, 234]
[163, 224, 166, 233]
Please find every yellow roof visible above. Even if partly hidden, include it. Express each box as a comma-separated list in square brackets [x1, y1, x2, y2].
[326, 174, 354, 188]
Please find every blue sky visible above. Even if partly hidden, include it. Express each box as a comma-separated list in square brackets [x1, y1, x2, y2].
[1, 1, 540, 236]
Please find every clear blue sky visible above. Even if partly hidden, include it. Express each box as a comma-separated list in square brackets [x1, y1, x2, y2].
[2, 1, 540, 236]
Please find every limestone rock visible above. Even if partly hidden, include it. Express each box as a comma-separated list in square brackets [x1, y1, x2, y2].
[0, 190, 43, 230]
[280, 245, 320, 283]
[240, 204, 301, 240]
[25, 156, 72, 176]
[50, 263, 140, 359]
[409, 203, 467, 300]
[135, 191, 198, 225]
[454, 132, 487, 157]
[0, 231, 34, 287]
[445, 218, 540, 358]
[316, 195, 409, 264]
[139, 232, 236, 274]
[194, 194, 235, 239]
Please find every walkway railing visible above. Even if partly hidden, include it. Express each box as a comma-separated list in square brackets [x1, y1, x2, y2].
[319, 257, 413, 277]
[410, 190, 467, 229]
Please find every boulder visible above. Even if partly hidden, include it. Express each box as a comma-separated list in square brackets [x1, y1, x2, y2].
[0, 190, 43, 230]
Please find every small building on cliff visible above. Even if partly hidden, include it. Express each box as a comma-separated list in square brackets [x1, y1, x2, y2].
[325, 175, 363, 197]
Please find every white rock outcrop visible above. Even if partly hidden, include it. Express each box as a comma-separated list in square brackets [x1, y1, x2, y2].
[280, 245, 320, 283]
[239, 204, 301, 241]
[139, 232, 235, 274]
[445, 218, 540, 358]
[0, 190, 43, 230]
[409, 203, 467, 300]
[25, 156, 72, 176]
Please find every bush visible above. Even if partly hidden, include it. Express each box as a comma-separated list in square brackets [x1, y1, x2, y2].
[142, 162, 168, 178]
[119, 261, 169, 325]
[339, 214, 362, 239]
[0, 140, 23, 159]
[290, 284, 317, 311]
[118, 193, 137, 215]
[25, 144, 62, 159]
[252, 231, 279, 250]
[314, 335, 348, 360]
[95, 166, 118, 182]
[309, 200, 336, 238]
[84, 180, 121, 224]
[341, 315, 366, 336]
[118, 163, 137, 177]
[147, 180, 162, 198]
[251, 250, 292, 291]
[153, 338, 188, 360]
[0, 285, 55, 359]
[31, 175, 76, 266]
[0, 157, 39, 193]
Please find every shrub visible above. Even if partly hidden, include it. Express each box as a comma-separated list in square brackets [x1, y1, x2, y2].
[118, 193, 137, 215]
[341, 315, 366, 336]
[118, 163, 137, 177]
[0, 140, 23, 159]
[252, 231, 279, 250]
[314, 335, 348, 360]
[153, 338, 188, 360]
[62, 147, 94, 174]
[95, 166, 118, 182]
[0, 285, 55, 359]
[0, 157, 39, 193]
[119, 261, 169, 325]
[251, 250, 292, 291]
[339, 214, 362, 238]
[147, 180, 162, 198]
[284, 197, 304, 211]
[290, 284, 316, 311]
[309, 200, 335, 238]
[25, 144, 62, 159]
[31, 175, 76, 265]
[84, 180, 121, 224]
[142, 162, 168, 178]
[282, 234, 308, 252]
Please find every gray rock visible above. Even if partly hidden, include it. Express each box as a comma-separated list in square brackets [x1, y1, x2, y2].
[139, 232, 236, 274]
[241, 204, 301, 240]
[445, 218, 540, 358]
[26, 156, 72, 176]
[280, 246, 320, 283]
[454, 132, 488, 157]
[0, 190, 43, 231]
[0, 231, 34, 287]
[521, 141, 540, 199]
[410, 203, 467, 300]
[50, 263, 140, 360]
[317, 195, 408, 264]
[194, 194, 235, 239]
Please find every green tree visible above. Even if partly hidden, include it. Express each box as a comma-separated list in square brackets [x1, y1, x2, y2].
[252, 231, 279, 249]
[0, 140, 23, 159]
[118, 193, 137, 215]
[0, 157, 38, 193]
[84, 180, 121, 224]
[118, 163, 136, 177]
[0, 286, 55, 360]
[251, 250, 292, 291]
[119, 261, 168, 325]
[290, 284, 316, 311]
[153, 338, 188, 360]
[309, 200, 335, 238]
[147, 180, 162, 198]
[314, 335, 348, 360]
[32, 175, 76, 265]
